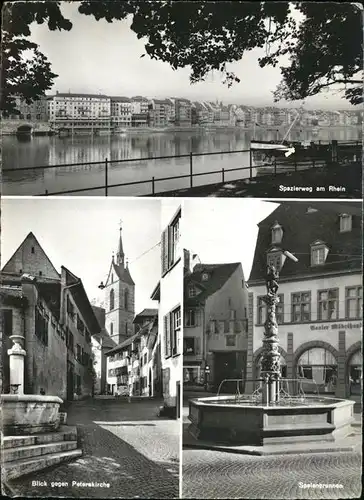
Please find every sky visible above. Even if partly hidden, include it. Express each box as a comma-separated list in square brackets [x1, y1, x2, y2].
[24, 1, 353, 110]
[1, 198, 162, 313]
[1, 198, 277, 313]
[183, 199, 279, 281]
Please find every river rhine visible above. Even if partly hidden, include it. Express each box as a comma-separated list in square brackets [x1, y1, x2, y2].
[2, 127, 361, 196]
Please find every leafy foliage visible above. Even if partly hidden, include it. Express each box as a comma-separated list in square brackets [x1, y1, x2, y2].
[1, 0, 362, 115]
[1, 1, 72, 116]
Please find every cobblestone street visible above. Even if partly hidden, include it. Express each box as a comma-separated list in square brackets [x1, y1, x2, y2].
[9, 398, 179, 499]
[182, 449, 362, 499]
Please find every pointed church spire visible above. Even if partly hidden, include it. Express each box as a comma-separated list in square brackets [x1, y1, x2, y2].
[116, 221, 125, 267]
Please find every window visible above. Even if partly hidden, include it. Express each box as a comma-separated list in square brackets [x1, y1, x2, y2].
[257, 295, 284, 324]
[292, 292, 311, 322]
[111, 273, 114, 284]
[297, 348, 337, 393]
[317, 289, 339, 320]
[184, 366, 202, 385]
[77, 315, 84, 334]
[184, 337, 195, 354]
[161, 208, 181, 274]
[124, 289, 129, 310]
[188, 285, 197, 298]
[39, 271, 42, 276]
[76, 344, 81, 362]
[340, 214, 352, 233]
[144, 353, 147, 365]
[31, 246, 35, 254]
[202, 273, 209, 281]
[345, 286, 362, 319]
[172, 308, 181, 356]
[109, 289, 114, 311]
[66, 296, 74, 317]
[230, 309, 237, 320]
[35, 307, 48, 346]
[164, 306, 181, 358]
[110, 322, 113, 337]
[210, 320, 217, 334]
[66, 328, 74, 352]
[185, 309, 198, 327]
[1, 309, 13, 336]
[226, 335, 236, 347]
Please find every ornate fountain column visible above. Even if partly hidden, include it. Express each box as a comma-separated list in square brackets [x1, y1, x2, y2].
[261, 265, 281, 405]
[7, 335, 26, 395]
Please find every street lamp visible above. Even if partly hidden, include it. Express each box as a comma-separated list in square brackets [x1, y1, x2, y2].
[261, 250, 298, 405]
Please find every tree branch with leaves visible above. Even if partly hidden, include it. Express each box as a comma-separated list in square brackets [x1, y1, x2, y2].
[1, 1, 362, 116]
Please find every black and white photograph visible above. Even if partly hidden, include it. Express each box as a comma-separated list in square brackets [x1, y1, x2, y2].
[182, 199, 362, 499]
[1, 1, 362, 197]
[1, 198, 182, 498]
[0, 1, 363, 499]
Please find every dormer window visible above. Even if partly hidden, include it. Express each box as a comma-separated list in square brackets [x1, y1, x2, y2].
[188, 285, 197, 298]
[310, 240, 329, 266]
[271, 222, 283, 244]
[339, 214, 352, 233]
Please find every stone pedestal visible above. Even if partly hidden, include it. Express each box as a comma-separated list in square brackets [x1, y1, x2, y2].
[7, 335, 26, 395]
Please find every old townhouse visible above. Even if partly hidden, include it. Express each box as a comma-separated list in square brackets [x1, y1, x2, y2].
[151, 202, 183, 417]
[248, 202, 362, 399]
[1, 232, 100, 400]
[183, 254, 249, 393]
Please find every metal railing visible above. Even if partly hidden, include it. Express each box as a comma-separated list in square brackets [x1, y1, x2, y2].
[3, 140, 360, 196]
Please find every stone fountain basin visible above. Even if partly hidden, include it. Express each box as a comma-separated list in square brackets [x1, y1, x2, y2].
[1, 394, 63, 436]
[188, 395, 355, 446]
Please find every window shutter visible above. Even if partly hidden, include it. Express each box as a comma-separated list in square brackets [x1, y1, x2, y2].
[164, 313, 171, 357]
[161, 229, 168, 274]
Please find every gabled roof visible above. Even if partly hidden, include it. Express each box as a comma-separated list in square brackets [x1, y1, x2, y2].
[185, 263, 241, 305]
[249, 202, 362, 283]
[91, 305, 116, 348]
[1, 232, 60, 279]
[106, 331, 140, 356]
[133, 308, 158, 323]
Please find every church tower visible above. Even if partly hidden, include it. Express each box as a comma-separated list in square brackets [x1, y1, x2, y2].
[104, 225, 135, 345]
